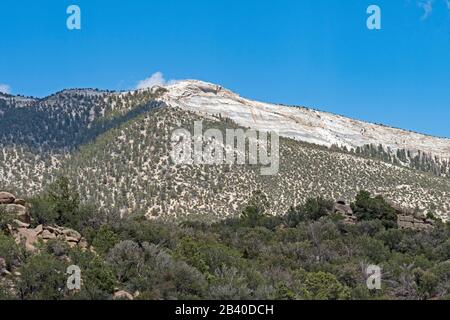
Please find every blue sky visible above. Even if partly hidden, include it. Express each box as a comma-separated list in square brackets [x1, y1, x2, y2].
[0, 0, 449, 137]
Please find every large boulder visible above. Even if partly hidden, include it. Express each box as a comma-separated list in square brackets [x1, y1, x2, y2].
[414, 211, 427, 220]
[61, 228, 82, 241]
[12, 219, 30, 228]
[333, 201, 353, 215]
[41, 229, 56, 240]
[0, 192, 15, 205]
[397, 214, 434, 231]
[0, 204, 31, 224]
[332, 200, 357, 224]
[14, 228, 39, 252]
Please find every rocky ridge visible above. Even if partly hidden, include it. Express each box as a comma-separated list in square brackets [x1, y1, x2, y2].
[158, 80, 450, 174]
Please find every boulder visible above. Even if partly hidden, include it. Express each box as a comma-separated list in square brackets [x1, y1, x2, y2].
[113, 290, 134, 300]
[34, 225, 43, 235]
[1, 204, 31, 224]
[0, 192, 15, 205]
[397, 213, 434, 231]
[14, 228, 39, 252]
[41, 230, 56, 240]
[67, 241, 77, 248]
[332, 200, 357, 224]
[62, 229, 82, 241]
[13, 199, 26, 206]
[12, 219, 30, 228]
[65, 236, 80, 243]
[333, 201, 354, 215]
[398, 221, 414, 229]
[79, 239, 88, 249]
[398, 215, 414, 223]
[414, 211, 427, 220]
[44, 226, 62, 235]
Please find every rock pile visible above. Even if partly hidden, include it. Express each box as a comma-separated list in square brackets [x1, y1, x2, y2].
[332, 200, 357, 224]
[388, 203, 435, 231]
[397, 213, 434, 231]
[0, 191, 31, 223]
[1, 191, 88, 252]
[332, 199, 435, 230]
[10, 223, 88, 252]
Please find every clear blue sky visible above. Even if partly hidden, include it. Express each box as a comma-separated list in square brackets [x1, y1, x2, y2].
[0, 0, 449, 137]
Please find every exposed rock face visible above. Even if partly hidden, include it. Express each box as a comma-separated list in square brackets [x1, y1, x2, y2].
[331, 199, 435, 230]
[11, 224, 87, 252]
[397, 214, 434, 231]
[113, 290, 134, 300]
[332, 200, 357, 224]
[1, 191, 87, 252]
[0, 192, 15, 204]
[13, 199, 26, 206]
[14, 227, 39, 252]
[389, 203, 435, 231]
[160, 80, 450, 169]
[0, 191, 31, 223]
[1, 204, 31, 224]
[41, 229, 56, 240]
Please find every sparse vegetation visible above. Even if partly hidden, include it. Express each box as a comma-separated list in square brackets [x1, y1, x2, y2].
[1, 86, 449, 300]
[1, 92, 449, 221]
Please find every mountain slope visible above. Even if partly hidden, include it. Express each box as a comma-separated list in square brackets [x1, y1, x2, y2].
[0, 81, 449, 221]
[56, 106, 449, 221]
[158, 80, 450, 175]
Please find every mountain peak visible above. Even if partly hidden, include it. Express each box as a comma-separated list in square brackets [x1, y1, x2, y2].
[156, 80, 450, 161]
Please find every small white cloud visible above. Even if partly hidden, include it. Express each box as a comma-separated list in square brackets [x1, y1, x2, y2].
[0, 84, 11, 94]
[410, 0, 450, 20]
[418, 0, 434, 20]
[136, 72, 178, 90]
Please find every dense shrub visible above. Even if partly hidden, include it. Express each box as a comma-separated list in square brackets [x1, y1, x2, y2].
[107, 240, 207, 299]
[285, 197, 333, 227]
[351, 191, 397, 228]
[16, 253, 68, 300]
